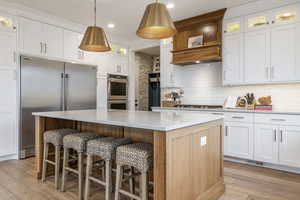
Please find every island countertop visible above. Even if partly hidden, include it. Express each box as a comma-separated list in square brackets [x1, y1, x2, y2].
[33, 109, 223, 131]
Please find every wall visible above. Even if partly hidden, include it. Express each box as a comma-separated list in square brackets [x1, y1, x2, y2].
[172, 63, 300, 112]
[135, 52, 153, 111]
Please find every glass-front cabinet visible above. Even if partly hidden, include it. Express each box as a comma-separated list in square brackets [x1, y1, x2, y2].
[270, 4, 300, 26]
[0, 13, 16, 32]
[245, 12, 271, 31]
[224, 17, 244, 35]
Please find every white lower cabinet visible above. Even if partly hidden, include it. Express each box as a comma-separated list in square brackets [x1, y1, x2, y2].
[254, 124, 279, 164]
[0, 113, 17, 157]
[279, 126, 300, 168]
[254, 124, 300, 168]
[224, 122, 253, 160]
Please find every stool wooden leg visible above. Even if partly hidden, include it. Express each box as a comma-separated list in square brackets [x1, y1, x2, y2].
[84, 154, 93, 200]
[141, 172, 148, 200]
[42, 143, 49, 183]
[61, 148, 69, 192]
[54, 145, 61, 190]
[78, 152, 84, 200]
[114, 165, 123, 200]
[105, 160, 112, 200]
[129, 167, 134, 200]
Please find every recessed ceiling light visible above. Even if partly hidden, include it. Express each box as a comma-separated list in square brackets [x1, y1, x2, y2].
[166, 3, 174, 9]
[107, 23, 115, 28]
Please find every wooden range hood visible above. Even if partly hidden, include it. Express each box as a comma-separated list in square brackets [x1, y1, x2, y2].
[172, 9, 226, 65]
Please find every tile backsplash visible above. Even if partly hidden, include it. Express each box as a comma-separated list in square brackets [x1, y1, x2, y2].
[163, 63, 300, 111]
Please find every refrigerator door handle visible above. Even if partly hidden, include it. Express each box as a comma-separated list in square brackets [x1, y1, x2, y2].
[61, 73, 65, 111]
[64, 73, 69, 110]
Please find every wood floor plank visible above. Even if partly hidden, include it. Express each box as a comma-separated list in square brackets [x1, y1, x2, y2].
[0, 158, 300, 200]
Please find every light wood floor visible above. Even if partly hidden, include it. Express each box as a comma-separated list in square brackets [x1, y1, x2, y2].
[0, 158, 300, 200]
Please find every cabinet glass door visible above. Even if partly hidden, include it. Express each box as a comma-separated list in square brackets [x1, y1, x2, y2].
[248, 16, 268, 28]
[0, 16, 16, 32]
[224, 18, 243, 35]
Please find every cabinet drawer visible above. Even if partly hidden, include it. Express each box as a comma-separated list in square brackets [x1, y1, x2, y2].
[254, 114, 300, 125]
[224, 112, 254, 123]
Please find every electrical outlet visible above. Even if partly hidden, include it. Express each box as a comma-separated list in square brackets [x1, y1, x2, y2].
[201, 136, 207, 146]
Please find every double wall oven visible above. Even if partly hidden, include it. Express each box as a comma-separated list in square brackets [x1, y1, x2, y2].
[107, 74, 128, 110]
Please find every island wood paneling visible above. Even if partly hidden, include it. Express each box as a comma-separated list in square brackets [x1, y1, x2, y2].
[166, 120, 224, 200]
[35, 116, 224, 200]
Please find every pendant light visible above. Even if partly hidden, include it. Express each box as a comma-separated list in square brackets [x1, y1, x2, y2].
[79, 0, 111, 52]
[136, 0, 177, 39]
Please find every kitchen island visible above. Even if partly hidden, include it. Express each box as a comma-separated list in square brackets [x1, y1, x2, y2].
[33, 110, 224, 200]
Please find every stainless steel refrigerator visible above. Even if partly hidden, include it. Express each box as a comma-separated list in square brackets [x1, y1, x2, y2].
[20, 56, 97, 158]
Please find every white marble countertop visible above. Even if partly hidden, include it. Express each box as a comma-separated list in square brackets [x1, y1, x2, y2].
[33, 109, 223, 131]
[152, 107, 300, 115]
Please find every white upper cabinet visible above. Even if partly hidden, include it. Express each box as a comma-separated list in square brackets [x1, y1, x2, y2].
[63, 30, 97, 65]
[278, 126, 300, 168]
[224, 3, 300, 85]
[160, 38, 181, 88]
[223, 34, 244, 85]
[270, 24, 297, 82]
[19, 18, 44, 56]
[244, 29, 270, 83]
[223, 17, 244, 35]
[0, 29, 17, 68]
[43, 24, 64, 59]
[270, 4, 300, 26]
[254, 124, 279, 164]
[63, 30, 82, 61]
[20, 18, 64, 59]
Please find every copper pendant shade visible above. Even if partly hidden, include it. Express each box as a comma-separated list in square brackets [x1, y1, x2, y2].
[136, 2, 177, 39]
[79, 0, 111, 52]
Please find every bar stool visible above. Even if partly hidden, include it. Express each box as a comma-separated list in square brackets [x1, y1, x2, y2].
[61, 132, 103, 200]
[84, 137, 132, 200]
[115, 143, 153, 200]
[42, 128, 78, 190]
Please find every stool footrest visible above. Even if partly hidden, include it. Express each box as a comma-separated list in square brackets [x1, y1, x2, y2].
[65, 167, 79, 175]
[45, 159, 55, 165]
[119, 189, 141, 200]
[89, 176, 106, 186]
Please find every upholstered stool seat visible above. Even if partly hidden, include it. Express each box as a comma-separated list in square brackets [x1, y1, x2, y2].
[42, 128, 78, 190]
[44, 129, 78, 146]
[63, 132, 103, 153]
[116, 143, 153, 173]
[115, 143, 153, 200]
[61, 132, 103, 200]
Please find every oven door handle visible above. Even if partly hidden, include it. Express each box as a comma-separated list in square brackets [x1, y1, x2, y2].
[108, 78, 128, 83]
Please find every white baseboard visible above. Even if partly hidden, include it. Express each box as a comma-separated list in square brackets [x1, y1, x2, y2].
[225, 156, 300, 174]
[0, 154, 18, 162]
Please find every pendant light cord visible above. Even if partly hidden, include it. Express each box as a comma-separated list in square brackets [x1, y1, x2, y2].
[94, 0, 97, 26]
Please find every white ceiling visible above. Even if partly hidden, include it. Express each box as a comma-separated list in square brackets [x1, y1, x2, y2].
[5, 0, 256, 42]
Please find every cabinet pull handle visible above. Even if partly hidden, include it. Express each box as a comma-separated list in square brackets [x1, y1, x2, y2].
[274, 129, 277, 142]
[223, 70, 226, 81]
[271, 67, 275, 79]
[265, 67, 269, 79]
[232, 116, 245, 119]
[212, 113, 222, 115]
[270, 119, 286, 122]
[13, 52, 17, 63]
[44, 43, 47, 54]
[280, 130, 283, 142]
[225, 126, 228, 136]
[82, 51, 84, 59]
[40, 42, 43, 53]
